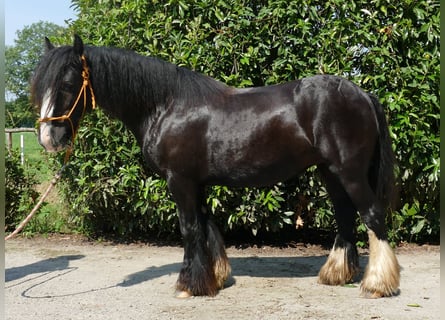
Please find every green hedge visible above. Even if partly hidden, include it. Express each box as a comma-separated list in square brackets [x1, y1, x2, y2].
[53, 0, 439, 243]
[5, 149, 40, 232]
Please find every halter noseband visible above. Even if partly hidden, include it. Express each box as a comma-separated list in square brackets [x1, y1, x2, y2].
[38, 55, 96, 162]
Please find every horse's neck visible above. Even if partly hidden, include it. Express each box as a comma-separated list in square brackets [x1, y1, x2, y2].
[85, 46, 229, 142]
[86, 47, 176, 136]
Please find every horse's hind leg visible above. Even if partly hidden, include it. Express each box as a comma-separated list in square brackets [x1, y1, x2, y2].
[335, 171, 400, 297]
[318, 166, 360, 285]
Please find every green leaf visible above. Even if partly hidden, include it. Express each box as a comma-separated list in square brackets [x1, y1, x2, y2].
[407, 303, 421, 308]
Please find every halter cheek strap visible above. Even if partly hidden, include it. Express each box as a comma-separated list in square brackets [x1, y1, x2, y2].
[38, 54, 96, 163]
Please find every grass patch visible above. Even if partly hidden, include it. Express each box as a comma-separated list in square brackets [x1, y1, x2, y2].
[10, 131, 41, 162]
[8, 131, 54, 181]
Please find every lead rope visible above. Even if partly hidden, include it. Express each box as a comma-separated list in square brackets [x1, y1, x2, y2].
[5, 55, 96, 241]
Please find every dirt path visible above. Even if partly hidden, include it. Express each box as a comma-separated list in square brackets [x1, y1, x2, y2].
[5, 236, 440, 320]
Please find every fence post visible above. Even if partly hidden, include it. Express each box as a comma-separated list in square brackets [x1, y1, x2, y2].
[6, 132, 12, 153]
[20, 134, 25, 165]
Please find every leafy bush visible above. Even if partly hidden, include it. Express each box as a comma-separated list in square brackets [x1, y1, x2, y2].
[57, 111, 178, 237]
[5, 149, 40, 232]
[54, 0, 439, 243]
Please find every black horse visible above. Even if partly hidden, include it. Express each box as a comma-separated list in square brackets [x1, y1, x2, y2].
[32, 35, 400, 298]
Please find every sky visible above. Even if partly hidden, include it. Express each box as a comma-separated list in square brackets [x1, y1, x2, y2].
[5, 0, 77, 46]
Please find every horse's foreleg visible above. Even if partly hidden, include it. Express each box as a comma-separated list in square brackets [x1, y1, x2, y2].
[167, 175, 219, 297]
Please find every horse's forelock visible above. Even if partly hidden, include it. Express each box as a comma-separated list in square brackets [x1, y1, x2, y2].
[32, 46, 80, 108]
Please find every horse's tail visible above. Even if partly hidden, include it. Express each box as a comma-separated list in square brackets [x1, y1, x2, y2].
[368, 94, 396, 210]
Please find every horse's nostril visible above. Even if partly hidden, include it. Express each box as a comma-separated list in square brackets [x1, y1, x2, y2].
[38, 123, 70, 152]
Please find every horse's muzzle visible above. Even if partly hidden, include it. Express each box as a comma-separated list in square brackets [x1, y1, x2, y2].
[38, 123, 70, 152]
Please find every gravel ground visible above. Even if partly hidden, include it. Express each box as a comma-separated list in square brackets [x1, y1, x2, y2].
[5, 236, 440, 320]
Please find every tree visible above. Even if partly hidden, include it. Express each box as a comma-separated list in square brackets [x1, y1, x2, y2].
[56, 0, 438, 243]
[5, 21, 66, 127]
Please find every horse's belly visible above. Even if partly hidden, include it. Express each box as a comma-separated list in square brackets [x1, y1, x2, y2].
[207, 163, 301, 187]
[206, 140, 319, 187]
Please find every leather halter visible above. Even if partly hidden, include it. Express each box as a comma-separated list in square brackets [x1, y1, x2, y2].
[38, 55, 96, 162]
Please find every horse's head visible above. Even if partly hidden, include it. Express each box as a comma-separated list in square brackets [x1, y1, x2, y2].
[31, 35, 95, 152]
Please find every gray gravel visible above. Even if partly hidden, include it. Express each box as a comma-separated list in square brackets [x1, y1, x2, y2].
[5, 236, 440, 320]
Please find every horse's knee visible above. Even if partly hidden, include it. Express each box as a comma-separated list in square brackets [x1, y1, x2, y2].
[360, 230, 400, 298]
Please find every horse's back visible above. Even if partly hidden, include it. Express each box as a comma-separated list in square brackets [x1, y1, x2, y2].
[148, 74, 378, 187]
[212, 75, 379, 181]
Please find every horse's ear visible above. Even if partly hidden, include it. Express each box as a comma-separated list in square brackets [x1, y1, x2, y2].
[44, 37, 55, 52]
[73, 34, 84, 56]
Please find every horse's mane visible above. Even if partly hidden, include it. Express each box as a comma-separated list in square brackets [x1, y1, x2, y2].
[84, 46, 229, 116]
[32, 44, 229, 119]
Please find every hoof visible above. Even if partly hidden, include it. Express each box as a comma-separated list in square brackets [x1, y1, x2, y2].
[176, 290, 192, 299]
[360, 285, 400, 298]
[360, 288, 384, 299]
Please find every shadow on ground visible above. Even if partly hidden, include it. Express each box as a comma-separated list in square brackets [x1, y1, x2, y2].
[117, 255, 369, 288]
[6, 255, 85, 283]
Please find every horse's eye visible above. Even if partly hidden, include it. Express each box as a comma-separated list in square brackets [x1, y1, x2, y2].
[61, 82, 74, 92]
